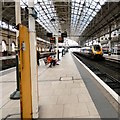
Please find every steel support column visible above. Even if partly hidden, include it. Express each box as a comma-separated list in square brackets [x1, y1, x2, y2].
[10, 0, 21, 100]
[28, 1, 39, 118]
[108, 25, 112, 55]
[0, 1, 2, 120]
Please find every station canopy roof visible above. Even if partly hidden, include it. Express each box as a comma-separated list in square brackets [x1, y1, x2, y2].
[1, 0, 107, 41]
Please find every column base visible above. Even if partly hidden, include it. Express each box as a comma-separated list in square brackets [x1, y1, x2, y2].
[10, 90, 20, 100]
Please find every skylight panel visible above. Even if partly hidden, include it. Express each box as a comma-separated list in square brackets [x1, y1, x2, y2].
[37, 0, 42, 2]
[19, 0, 107, 37]
[42, 5, 46, 9]
[33, 0, 60, 34]
[75, 2, 79, 6]
[92, 11, 97, 16]
[97, 4, 101, 9]
[99, 0, 106, 5]
[48, 9, 52, 13]
[43, 16, 48, 20]
[85, 1, 90, 6]
[76, 15, 79, 19]
[70, 0, 105, 36]
[91, 1, 97, 6]
[74, 0, 80, 2]
[74, 9, 78, 14]
[44, 0, 49, 2]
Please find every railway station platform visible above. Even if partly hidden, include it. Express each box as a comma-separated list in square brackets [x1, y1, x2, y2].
[1, 51, 120, 119]
[103, 54, 120, 62]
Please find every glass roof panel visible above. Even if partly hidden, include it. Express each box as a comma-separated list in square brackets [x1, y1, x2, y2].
[19, 0, 106, 37]
[1, 0, 107, 37]
[71, 0, 106, 36]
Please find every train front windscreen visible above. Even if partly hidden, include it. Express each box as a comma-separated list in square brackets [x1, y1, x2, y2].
[94, 45, 101, 51]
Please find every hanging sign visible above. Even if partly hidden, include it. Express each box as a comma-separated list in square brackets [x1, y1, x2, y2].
[58, 37, 64, 43]
[50, 37, 56, 43]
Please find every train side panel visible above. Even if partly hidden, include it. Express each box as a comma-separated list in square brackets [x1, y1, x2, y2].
[80, 45, 103, 60]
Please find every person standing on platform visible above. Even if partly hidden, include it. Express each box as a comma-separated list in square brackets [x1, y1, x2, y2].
[37, 51, 40, 66]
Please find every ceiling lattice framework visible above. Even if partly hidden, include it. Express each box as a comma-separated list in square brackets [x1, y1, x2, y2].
[1, 0, 119, 43]
[34, 0, 106, 36]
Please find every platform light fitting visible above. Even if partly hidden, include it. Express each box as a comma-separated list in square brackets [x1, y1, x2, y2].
[51, 18, 55, 22]
[30, 8, 38, 19]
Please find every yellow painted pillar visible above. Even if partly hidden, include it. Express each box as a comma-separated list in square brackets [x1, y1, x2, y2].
[19, 24, 32, 119]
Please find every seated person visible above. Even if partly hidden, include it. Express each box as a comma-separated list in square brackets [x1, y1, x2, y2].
[47, 55, 58, 67]
[47, 55, 52, 63]
[47, 55, 53, 67]
[52, 56, 57, 66]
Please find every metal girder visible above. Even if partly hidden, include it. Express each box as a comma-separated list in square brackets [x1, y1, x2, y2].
[1, 1, 49, 41]
[1, 2, 15, 24]
[1, 0, 119, 44]
[81, 2, 120, 41]
[53, 1, 71, 35]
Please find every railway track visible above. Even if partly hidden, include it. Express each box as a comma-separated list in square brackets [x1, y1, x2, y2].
[73, 52, 120, 96]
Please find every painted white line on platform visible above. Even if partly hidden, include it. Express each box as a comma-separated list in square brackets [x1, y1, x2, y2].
[72, 54, 120, 104]
[0, 67, 16, 74]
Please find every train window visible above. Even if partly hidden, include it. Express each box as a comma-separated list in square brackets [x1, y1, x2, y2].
[2, 40, 7, 52]
[94, 45, 100, 51]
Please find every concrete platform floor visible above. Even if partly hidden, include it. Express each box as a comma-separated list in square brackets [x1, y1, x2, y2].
[38, 52, 100, 118]
[0, 51, 119, 119]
